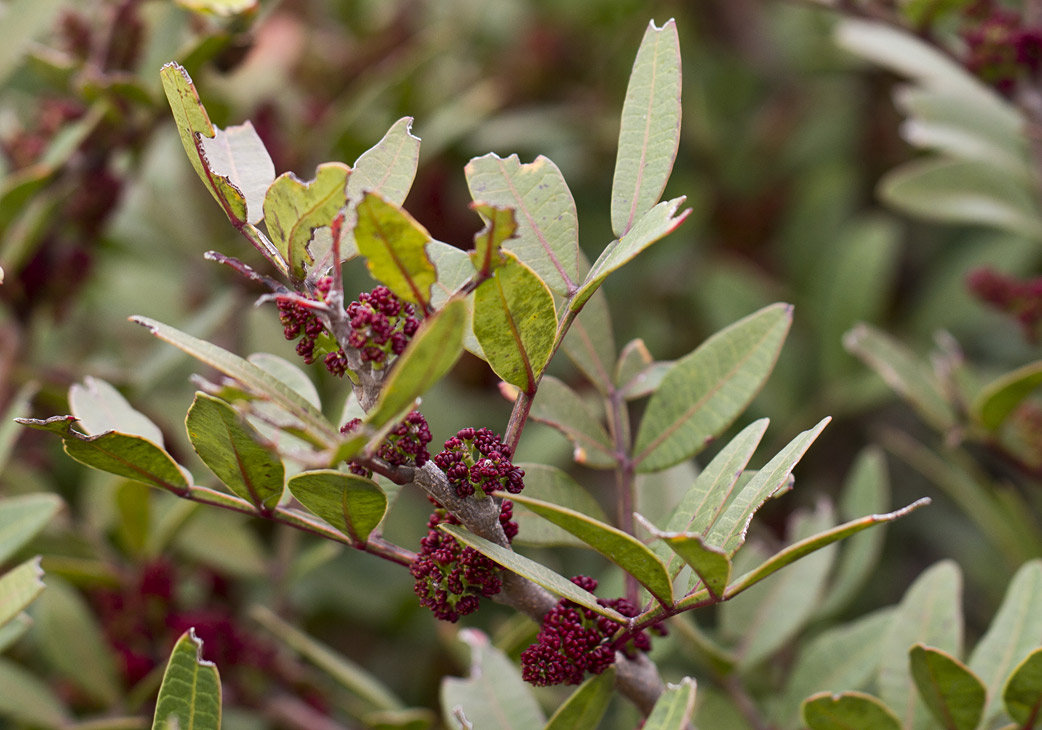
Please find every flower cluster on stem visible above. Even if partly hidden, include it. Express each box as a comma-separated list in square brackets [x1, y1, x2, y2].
[433, 427, 525, 499]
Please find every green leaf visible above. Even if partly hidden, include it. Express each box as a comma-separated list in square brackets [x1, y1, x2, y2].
[778, 608, 895, 727]
[543, 668, 615, 730]
[662, 418, 769, 562]
[338, 117, 422, 262]
[724, 498, 930, 601]
[561, 287, 616, 395]
[114, 481, 151, 557]
[614, 339, 654, 389]
[464, 153, 580, 295]
[161, 63, 250, 227]
[0, 613, 32, 654]
[910, 644, 985, 730]
[174, 510, 267, 578]
[175, 0, 257, 16]
[705, 418, 830, 555]
[529, 376, 616, 468]
[575, 197, 691, 310]
[511, 464, 607, 548]
[288, 470, 387, 545]
[643, 677, 697, 730]
[427, 241, 484, 358]
[969, 560, 1042, 727]
[0, 558, 44, 631]
[802, 691, 903, 730]
[152, 629, 222, 730]
[249, 604, 404, 712]
[502, 492, 674, 606]
[0, 657, 70, 729]
[817, 447, 891, 618]
[611, 18, 683, 239]
[441, 630, 545, 730]
[973, 360, 1042, 431]
[33, 577, 120, 706]
[1003, 648, 1042, 727]
[130, 317, 339, 447]
[0, 381, 37, 473]
[248, 352, 322, 408]
[264, 162, 350, 281]
[844, 323, 957, 431]
[69, 375, 166, 446]
[878, 561, 963, 730]
[355, 191, 437, 308]
[721, 505, 839, 669]
[878, 158, 1042, 240]
[0, 494, 62, 565]
[634, 304, 793, 473]
[473, 253, 556, 393]
[438, 525, 626, 624]
[0, 0, 65, 87]
[198, 121, 274, 225]
[365, 298, 466, 429]
[641, 519, 731, 600]
[470, 202, 518, 276]
[19, 416, 192, 494]
[186, 393, 285, 512]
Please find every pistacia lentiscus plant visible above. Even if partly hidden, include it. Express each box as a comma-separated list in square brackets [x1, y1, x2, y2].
[18, 18, 930, 729]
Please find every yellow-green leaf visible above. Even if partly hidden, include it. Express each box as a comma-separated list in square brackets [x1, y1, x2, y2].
[972, 360, 1042, 431]
[288, 470, 387, 545]
[473, 253, 556, 393]
[910, 644, 986, 730]
[469, 202, 517, 276]
[802, 691, 903, 730]
[1003, 647, 1042, 727]
[264, 162, 349, 281]
[355, 191, 436, 308]
[643, 677, 697, 730]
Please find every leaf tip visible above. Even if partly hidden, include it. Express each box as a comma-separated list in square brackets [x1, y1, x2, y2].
[184, 627, 218, 667]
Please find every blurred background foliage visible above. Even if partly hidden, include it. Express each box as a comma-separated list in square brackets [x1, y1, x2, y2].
[1, 0, 1041, 728]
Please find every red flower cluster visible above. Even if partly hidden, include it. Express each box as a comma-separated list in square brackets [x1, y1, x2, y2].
[967, 267, 1042, 342]
[277, 276, 335, 366]
[433, 427, 525, 499]
[410, 500, 518, 622]
[346, 285, 420, 366]
[520, 576, 666, 687]
[962, 1, 1042, 94]
[340, 411, 433, 476]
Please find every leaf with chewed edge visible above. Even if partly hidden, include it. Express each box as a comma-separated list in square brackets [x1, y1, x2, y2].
[151, 629, 221, 730]
[611, 18, 683, 239]
[17, 416, 191, 495]
[464, 153, 580, 296]
[264, 162, 349, 281]
[288, 470, 387, 545]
